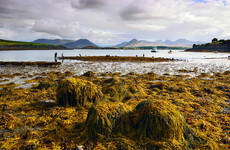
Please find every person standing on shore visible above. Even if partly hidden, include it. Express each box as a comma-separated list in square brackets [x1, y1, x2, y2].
[54, 52, 57, 62]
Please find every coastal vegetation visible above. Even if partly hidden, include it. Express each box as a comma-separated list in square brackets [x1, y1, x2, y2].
[186, 38, 230, 52]
[58, 56, 174, 62]
[0, 69, 229, 149]
[0, 39, 67, 50]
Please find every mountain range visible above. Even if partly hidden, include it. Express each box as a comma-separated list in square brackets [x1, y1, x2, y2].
[155, 39, 204, 46]
[114, 39, 204, 48]
[33, 39, 98, 49]
[114, 39, 164, 47]
[32, 38, 204, 48]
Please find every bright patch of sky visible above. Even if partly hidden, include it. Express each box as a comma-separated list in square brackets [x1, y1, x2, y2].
[193, 0, 208, 3]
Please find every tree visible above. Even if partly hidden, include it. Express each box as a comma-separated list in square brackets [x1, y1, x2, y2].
[212, 38, 218, 43]
[192, 44, 196, 48]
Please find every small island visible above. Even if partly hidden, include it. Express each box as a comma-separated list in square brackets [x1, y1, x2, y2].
[186, 38, 230, 52]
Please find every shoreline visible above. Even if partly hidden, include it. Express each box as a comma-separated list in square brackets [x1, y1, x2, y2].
[0, 61, 61, 66]
[58, 55, 175, 62]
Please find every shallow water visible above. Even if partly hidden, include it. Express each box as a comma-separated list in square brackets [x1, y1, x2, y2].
[0, 49, 229, 61]
[0, 49, 229, 77]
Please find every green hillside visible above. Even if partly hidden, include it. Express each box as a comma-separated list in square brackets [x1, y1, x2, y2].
[186, 38, 230, 52]
[0, 39, 68, 50]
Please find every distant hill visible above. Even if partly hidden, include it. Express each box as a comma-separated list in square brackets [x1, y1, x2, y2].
[186, 39, 230, 52]
[115, 41, 129, 47]
[63, 39, 98, 49]
[114, 39, 164, 47]
[157, 39, 204, 46]
[33, 38, 98, 49]
[33, 39, 74, 46]
[0, 39, 67, 50]
[115, 39, 204, 48]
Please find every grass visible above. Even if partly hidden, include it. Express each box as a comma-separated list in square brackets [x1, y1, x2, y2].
[0, 39, 67, 50]
[0, 39, 51, 46]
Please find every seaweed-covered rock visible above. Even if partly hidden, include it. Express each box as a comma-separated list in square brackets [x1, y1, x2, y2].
[132, 100, 218, 149]
[37, 80, 56, 90]
[64, 71, 74, 77]
[83, 71, 95, 77]
[132, 100, 185, 141]
[102, 78, 146, 102]
[198, 73, 211, 78]
[84, 102, 130, 140]
[56, 78, 102, 107]
[102, 78, 131, 101]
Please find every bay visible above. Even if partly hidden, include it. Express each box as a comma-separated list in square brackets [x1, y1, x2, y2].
[0, 49, 229, 62]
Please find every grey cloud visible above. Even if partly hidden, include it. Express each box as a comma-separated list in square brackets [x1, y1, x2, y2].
[32, 20, 83, 38]
[0, 23, 4, 28]
[71, 0, 105, 9]
[120, 6, 157, 21]
[0, 0, 15, 14]
[0, 0, 38, 20]
[0, 0, 29, 17]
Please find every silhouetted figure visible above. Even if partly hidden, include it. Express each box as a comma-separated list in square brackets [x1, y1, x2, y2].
[79, 54, 82, 57]
[136, 55, 138, 57]
[143, 53, 145, 57]
[54, 52, 57, 62]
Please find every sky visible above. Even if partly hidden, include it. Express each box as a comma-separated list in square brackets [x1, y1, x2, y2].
[0, 0, 230, 46]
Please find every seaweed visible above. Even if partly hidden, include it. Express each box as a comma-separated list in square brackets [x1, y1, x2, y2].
[0, 70, 229, 149]
[56, 78, 102, 107]
[132, 100, 185, 141]
[84, 102, 131, 141]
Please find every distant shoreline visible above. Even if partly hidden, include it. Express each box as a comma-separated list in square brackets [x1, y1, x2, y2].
[0, 61, 61, 66]
[0, 48, 71, 51]
[183, 50, 230, 53]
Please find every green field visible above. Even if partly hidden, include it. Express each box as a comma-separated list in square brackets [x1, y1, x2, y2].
[0, 39, 51, 46]
[0, 39, 67, 50]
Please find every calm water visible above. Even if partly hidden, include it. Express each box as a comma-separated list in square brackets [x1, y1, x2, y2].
[0, 49, 229, 62]
[0, 49, 229, 77]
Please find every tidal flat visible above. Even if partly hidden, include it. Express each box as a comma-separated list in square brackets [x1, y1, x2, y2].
[0, 59, 229, 149]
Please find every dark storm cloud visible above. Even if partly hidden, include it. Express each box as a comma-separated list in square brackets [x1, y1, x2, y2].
[71, 0, 105, 9]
